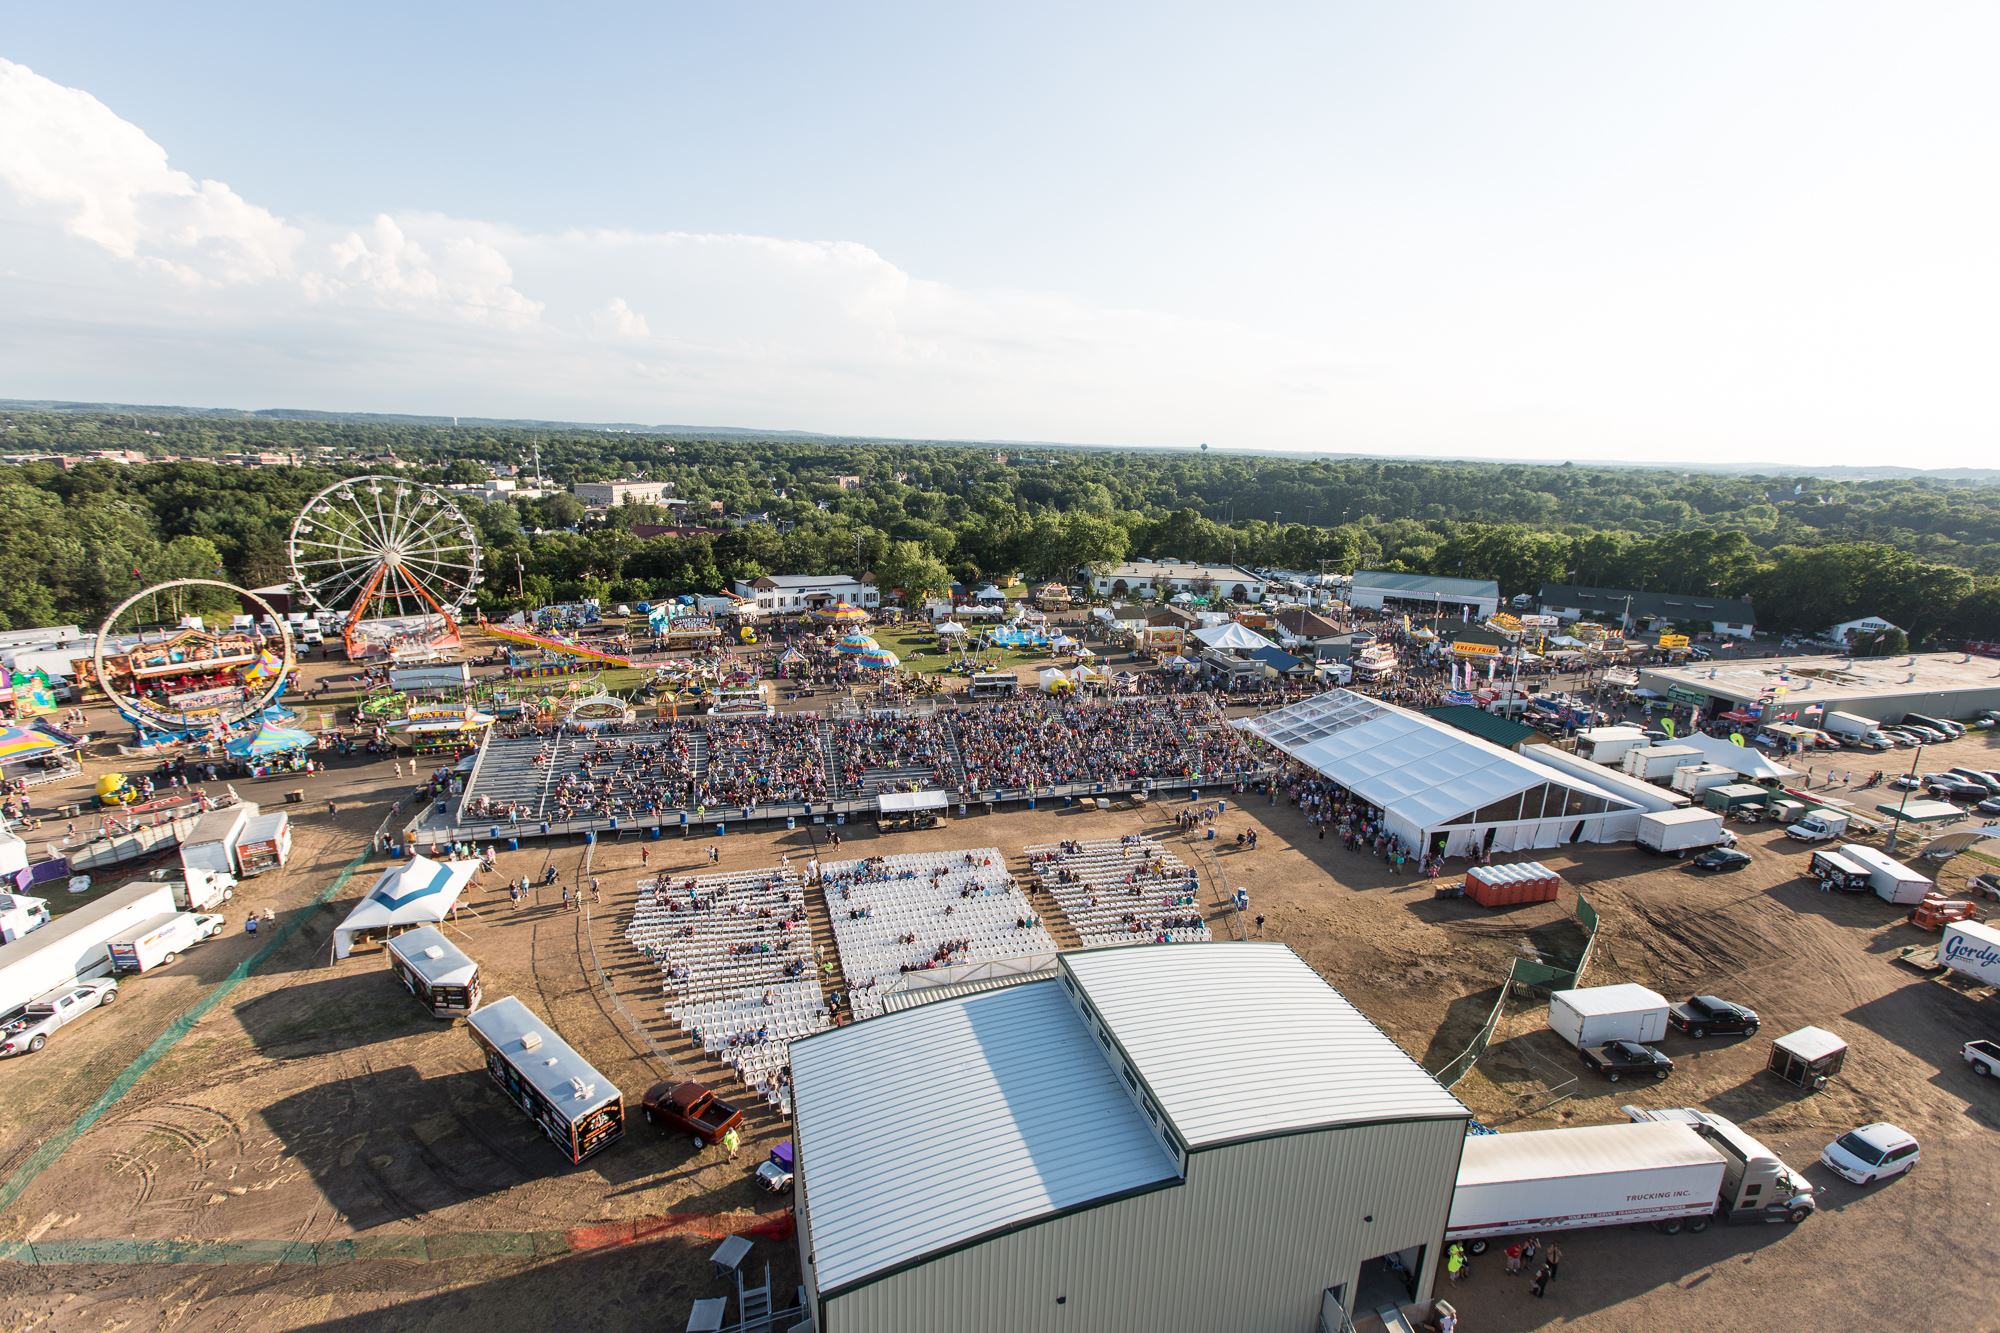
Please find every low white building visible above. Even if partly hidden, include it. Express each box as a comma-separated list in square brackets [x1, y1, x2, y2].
[1091, 561, 1267, 604]
[790, 942, 1468, 1333]
[735, 574, 879, 614]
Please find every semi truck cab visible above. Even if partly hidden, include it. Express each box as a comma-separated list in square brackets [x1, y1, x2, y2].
[1623, 1105, 1815, 1223]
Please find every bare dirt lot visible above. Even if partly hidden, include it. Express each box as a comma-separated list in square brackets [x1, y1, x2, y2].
[0, 705, 1995, 1330]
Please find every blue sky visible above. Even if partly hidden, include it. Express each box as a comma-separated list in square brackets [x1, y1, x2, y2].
[2, 3, 1995, 465]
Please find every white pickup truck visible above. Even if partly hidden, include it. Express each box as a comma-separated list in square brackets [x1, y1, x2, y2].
[1964, 1040, 2000, 1078]
[0, 979, 119, 1057]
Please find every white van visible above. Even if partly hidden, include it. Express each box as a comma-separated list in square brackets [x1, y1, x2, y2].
[107, 912, 225, 974]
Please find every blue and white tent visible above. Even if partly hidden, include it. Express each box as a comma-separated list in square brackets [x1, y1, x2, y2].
[332, 855, 477, 959]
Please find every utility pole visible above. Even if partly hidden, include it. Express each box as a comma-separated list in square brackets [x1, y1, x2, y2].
[1886, 741, 1924, 855]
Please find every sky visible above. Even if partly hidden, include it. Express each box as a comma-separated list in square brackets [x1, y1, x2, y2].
[2, 2, 1996, 466]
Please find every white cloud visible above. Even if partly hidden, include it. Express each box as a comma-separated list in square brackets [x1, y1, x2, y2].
[590, 297, 651, 339]
[0, 57, 299, 284]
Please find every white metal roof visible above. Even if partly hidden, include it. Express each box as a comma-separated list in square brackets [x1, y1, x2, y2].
[1772, 1026, 1847, 1062]
[1454, 1122, 1719, 1190]
[385, 924, 478, 988]
[463, 996, 618, 1114]
[1061, 943, 1466, 1148]
[791, 978, 1178, 1297]
[1551, 983, 1667, 1017]
[1676, 732, 1797, 781]
[1239, 691, 1635, 831]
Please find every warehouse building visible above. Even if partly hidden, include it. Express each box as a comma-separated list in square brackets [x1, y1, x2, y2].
[788, 943, 1469, 1333]
[1346, 572, 1500, 621]
[1240, 691, 1641, 856]
[1639, 652, 2000, 727]
[1537, 584, 1757, 638]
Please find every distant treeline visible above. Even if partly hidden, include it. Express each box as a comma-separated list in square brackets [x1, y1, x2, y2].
[1, 411, 1996, 640]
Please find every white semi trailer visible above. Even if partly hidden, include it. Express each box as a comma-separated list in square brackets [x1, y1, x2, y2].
[0, 880, 177, 1014]
[1449, 1111, 1815, 1251]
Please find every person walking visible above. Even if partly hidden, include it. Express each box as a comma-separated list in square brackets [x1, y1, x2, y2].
[1545, 1241, 1562, 1283]
[1504, 1241, 1523, 1276]
[640, 846, 650, 867]
[1529, 1263, 1551, 1298]
[722, 1126, 741, 1159]
[509, 882, 522, 911]
[1445, 1242, 1466, 1285]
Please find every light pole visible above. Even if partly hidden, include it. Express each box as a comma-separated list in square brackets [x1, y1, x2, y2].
[1886, 741, 1924, 855]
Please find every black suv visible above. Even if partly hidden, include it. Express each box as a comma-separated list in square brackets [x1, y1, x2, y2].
[1580, 1040, 1674, 1082]
[1668, 995, 1760, 1038]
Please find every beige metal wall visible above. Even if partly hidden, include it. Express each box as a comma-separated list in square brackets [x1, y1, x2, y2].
[822, 1116, 1466, 1333]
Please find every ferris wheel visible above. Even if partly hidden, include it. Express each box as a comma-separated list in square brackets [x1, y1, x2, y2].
[287, 476, 482, 658]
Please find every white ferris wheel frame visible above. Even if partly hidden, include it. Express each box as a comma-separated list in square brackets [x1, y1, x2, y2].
[286, 476, 482, 651]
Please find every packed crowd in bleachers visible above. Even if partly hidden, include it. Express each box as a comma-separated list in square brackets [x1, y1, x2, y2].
[817, 850, 1055, 1021]
[953, 696, 1250, 793]
[625, 866, 829, 1114]
[1025, 836, 1213, 947]
[826, 713, 956, 795]
[459, 695, 1265, 827]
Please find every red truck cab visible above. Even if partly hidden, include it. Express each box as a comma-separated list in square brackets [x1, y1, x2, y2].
[641, 1080, 744, 1147]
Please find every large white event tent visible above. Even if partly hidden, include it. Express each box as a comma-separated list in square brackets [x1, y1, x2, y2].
[1676, 731, 1797, 782]
[1191, 621, 1275, 653]
[332, 855, 477, 960]
[1239, 691, 1639, 856]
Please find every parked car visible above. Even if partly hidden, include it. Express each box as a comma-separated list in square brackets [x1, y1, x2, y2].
[1924, 776, 1988, 801]
[1819, 1123, 1920, 1185]
[1580, 1039, 1674, 1082]
[1889, 774, 1923, 791]
[0, 979, 118, 1056]
[1946, 767, 2000, 794]
[1691, 848, 1753, 872]
[1877, 730, 1917, 748]
[1668, 995, 1760, 1038]
[1964, 1040, 2000, 1078]
[1901, 725, 1949, 743]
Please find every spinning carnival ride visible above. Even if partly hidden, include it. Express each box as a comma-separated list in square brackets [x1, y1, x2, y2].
[288, 477, 482, 660]
[93, 580, 296, 745]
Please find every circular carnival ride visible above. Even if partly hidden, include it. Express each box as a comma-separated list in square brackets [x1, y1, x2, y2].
[93, 580, 296, 745]
[288, 476, 482, 661]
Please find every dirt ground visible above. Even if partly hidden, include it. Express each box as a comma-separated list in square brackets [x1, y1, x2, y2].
[0, 676, 1996, 1330]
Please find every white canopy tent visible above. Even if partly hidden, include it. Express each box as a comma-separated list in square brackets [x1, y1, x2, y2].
[1677, 731, 1797, 782]
[1239, 691, 1639, 856]
[1191, 622, 1275, 654]
[332, 855, 477, 960]
[878, 790, 948, 817]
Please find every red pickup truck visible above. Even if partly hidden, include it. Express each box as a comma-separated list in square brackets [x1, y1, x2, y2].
[641, 1081, 744, 1147]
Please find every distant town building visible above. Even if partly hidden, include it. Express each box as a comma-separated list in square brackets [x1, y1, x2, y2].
[835, 474, 863, 491]
[1828, 615, 1902, 645]
[1091, 561, 1268, 604]
[573, 479, 675, 507]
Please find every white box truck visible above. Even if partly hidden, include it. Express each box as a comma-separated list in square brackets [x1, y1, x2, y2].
[145, 865, 237, 912]
[1549, 984, 1670, 1048]
[233, 811, 292, 877]
[1823, 711, 1892, 748]
[1670, 764, 1736, 797]
[1635, 808, 1728, 856]
[106, 911, 224, 974]
[179, 803, 257, 880]
[1784, 810, 1850, 842]
[1624, 743, 1701, 782]
[1577, 726, 1648, 765]
[1841, 845, 1932, 904]
[1449, 1123, 1731, 1246]
[0, 893, 50, 943]
[0, 880, 177, 1013]
[1940, 921, 2000, 987]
